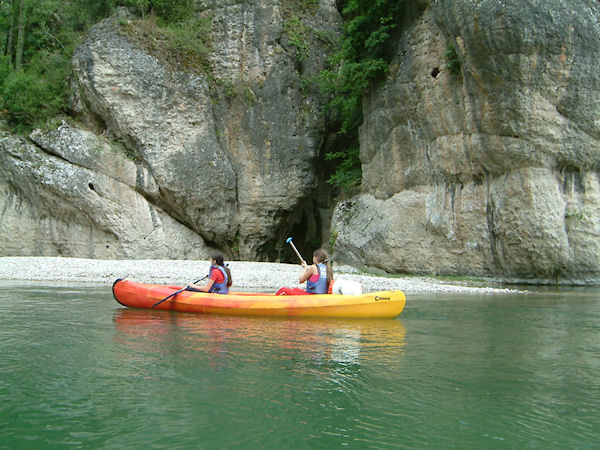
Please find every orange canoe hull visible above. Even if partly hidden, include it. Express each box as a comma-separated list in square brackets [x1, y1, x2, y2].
[112, 279, 406, 319]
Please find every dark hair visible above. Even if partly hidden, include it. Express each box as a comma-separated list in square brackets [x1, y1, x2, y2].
[313, 248, 333, 286]
[212, 252, 232, 287]
[212, 253, 224, 266]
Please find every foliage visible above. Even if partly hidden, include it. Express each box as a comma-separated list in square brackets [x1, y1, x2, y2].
[324, 143, 362, 190]
[119, 13, 211, 74]
[12, 0, 111, 61]
[444, 44, 461, 76]
[0, 0, 112, 132]
[117, 0, 150, 19]
[163, 15, 211, 66]
[114, 0, 194, 23]
[1, 54, 68, 132]
[0, 0, 201, 133]
[283, 14, 310, 64]
[0, 55, 10, 83]
[319, 0, 405, 190]
[0, 0, 405, 165]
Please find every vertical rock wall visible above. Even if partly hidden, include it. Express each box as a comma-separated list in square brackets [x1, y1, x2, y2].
[332, 0, 600, 283]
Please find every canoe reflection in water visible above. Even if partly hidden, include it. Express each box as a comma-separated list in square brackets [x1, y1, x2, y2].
[113, 309, 406, 371]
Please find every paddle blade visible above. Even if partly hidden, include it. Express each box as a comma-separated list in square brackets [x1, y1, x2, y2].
[286, 237, 304, 263]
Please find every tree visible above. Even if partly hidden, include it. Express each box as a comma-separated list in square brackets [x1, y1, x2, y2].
[1, 0, 114, 132]
[14, 0, 22, 69]
[2, 0, 14, 67]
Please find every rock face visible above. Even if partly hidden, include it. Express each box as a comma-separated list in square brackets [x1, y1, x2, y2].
[331, 0, 600, 283]
[0, 1, 340, 260]
[0, 124, 210, 258]
[2, 0, 600, 284]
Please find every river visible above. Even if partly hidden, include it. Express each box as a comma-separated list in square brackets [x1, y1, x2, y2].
[0, 281, 598, 448]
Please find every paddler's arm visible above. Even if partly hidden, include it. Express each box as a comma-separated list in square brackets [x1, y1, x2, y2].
[299, 262, 316, 283]
[187, 278, 215, 292]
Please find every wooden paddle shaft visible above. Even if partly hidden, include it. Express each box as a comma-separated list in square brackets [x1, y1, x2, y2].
[286, 238, 304, 263]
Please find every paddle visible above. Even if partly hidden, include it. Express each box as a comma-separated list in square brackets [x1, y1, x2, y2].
[152, 276, 207, 308]
[286, 237, 305, 265]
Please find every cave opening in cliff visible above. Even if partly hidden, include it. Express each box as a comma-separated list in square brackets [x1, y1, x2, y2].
[283, 205, 324, 264]
[276, 132, 345, 264]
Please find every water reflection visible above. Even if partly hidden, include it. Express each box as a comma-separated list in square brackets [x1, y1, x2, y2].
[113, 309, 406, 368]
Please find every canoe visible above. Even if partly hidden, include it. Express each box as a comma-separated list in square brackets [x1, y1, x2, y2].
[112, 278, 406, 319]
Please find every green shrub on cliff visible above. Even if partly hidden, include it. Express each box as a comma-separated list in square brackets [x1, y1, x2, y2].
[164, 15, 211, 65]
[445, 44, 461, 75]
[117, 0, 194, 23]
[320, 0, 405, 191]
[284, 14, 310, 65]
[119, 13, 211, 74]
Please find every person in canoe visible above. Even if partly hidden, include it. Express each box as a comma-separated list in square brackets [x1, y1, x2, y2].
[187, 253, 232, 294]
[276, 248, 333, 295]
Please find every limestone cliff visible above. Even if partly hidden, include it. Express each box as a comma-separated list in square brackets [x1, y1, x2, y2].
[2, 0, 600, 284]
[0, 1, 340, 260]
[331, 0, 600, 284]
[0, 125, 210, 258]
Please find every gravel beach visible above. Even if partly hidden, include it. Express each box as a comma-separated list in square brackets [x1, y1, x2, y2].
[0, 256, 522, 295]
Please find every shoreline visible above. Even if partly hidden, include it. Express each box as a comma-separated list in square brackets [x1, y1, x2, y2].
[0, 256, 523, 295]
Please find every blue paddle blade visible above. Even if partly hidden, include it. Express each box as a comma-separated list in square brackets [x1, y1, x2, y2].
[286, 237, 292, 243]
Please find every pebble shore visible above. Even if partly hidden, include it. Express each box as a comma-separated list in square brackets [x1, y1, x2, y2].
[0, 256, 523, 295]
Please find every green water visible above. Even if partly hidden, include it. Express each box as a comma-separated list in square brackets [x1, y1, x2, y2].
[0, 281, 598, 448]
